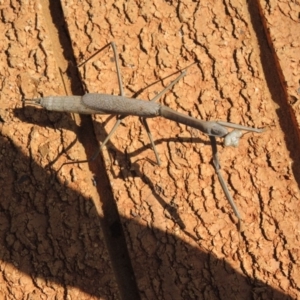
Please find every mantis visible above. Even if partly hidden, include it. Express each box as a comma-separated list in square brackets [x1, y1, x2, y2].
[24, 42, 265, 229]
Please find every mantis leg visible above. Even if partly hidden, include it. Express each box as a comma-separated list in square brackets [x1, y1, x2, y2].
[209, 136, 242, 230]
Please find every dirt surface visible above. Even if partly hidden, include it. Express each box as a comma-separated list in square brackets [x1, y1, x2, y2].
[0, 0, 299, 299]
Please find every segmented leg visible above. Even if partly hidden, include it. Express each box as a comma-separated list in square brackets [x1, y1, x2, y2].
[61, 42, 187, 166]
[94, 42, 187, 165]
[140, 70, 187, 165]
[93, 42, 161, 164]
[209, 136, 242, 230]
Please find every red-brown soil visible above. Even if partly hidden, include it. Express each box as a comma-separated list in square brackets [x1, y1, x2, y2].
[0, 0, 299, 299]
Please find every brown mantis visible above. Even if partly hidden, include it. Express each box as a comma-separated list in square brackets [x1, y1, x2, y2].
[24, 42, 265, 229]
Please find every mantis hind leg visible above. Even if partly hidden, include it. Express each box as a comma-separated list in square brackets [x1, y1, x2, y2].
[141, 70, 187, 165]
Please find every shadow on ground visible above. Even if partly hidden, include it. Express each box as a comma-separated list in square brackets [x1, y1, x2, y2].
[0, 126, 292, 299]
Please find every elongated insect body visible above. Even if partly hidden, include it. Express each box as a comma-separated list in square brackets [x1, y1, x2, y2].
[82, 94, 228, 137]
[38, 96, 98, 114]
[33, 94, 229, 137]
[82, 93, 161, 117]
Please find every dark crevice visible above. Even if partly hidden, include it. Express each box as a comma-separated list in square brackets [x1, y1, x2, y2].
[40, 0, 140, 299]
[248, 0, 300, 190]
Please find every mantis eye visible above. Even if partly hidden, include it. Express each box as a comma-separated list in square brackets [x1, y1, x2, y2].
[224, 129, 243, 147]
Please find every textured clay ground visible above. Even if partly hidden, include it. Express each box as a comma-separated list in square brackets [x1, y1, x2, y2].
[0, 0, 300, 299]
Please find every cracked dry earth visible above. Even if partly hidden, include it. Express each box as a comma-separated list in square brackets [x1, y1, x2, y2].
[0, 0, 300, 299]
